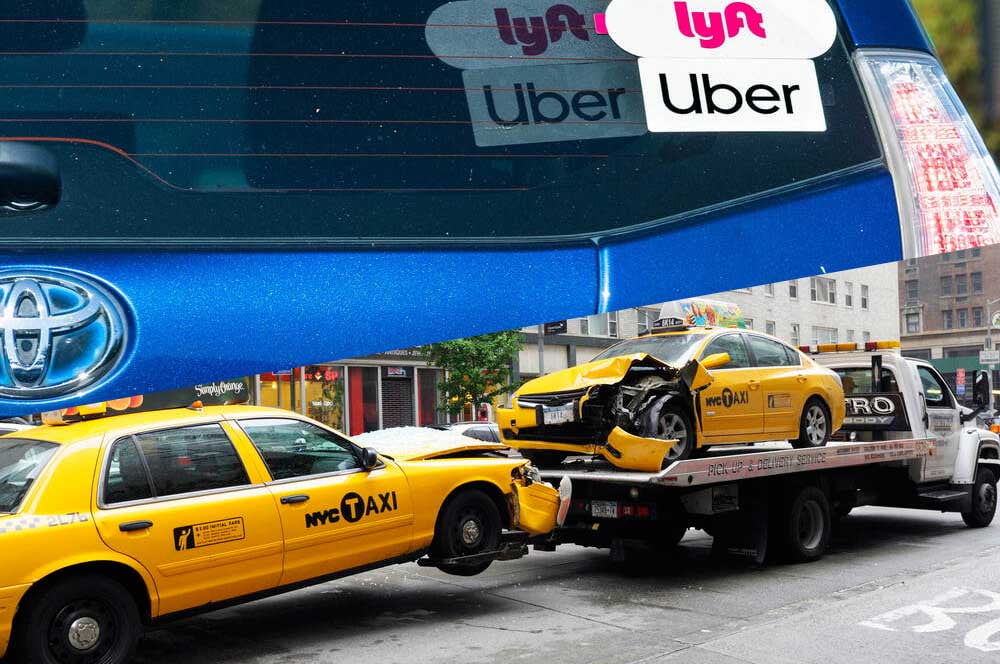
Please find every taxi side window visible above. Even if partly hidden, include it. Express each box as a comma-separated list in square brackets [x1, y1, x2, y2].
[103, 439, 154, 505]
[917, 366, 953, 409]
[702, 335, 751, 369]
[239, 419, 361, 481]
[747, 335, 795, 367]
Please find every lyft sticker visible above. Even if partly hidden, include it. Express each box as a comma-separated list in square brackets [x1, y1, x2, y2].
[600, 0, 837, 59]
[638, 58, 826, 132]
[425, 0, 629, 69]
[463, 62, 647, 146]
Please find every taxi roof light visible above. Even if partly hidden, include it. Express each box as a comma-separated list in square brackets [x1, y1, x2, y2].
[799, 340, 902, 355]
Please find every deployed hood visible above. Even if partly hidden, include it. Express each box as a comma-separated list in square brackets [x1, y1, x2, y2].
[354, 427, 509, 461]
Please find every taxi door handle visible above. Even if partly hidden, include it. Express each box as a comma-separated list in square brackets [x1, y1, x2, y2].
[119, 520, 153, 532]
[281, 494, 310, 505]
[747, 380, 761, 390]
[796, 374, 808, 383]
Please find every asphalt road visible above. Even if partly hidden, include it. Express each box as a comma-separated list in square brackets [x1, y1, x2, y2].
[132, 507, 1000, 664]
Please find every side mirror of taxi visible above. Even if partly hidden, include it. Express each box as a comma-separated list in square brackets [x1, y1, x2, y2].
[701, 352, 731, 371]
[973, 370, 991, 409]
[362, 447, 380, 471]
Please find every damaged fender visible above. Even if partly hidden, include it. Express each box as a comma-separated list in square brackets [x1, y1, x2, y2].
[601, 426, 673, 472]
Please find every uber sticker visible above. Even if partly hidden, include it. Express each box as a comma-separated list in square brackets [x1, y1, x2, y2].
[599, 0, 837, 59]
[767, 393, 791, 409]
[638, 57, 826, 132]
[305, 491, 399, 529]
[463, 62, 646, 146]
[173, 517, 245, 552]
[425, 0, 628, 69]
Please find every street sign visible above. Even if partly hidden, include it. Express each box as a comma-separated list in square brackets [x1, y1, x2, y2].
[956, 368, 967, 396]
[981, 350, 1000, 365]
[544, 320, 568, 335]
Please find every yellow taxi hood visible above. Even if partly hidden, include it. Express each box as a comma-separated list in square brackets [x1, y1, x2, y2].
[356, 427, 510, 461]
[388, 440, 509, 461]
[516, 354, 664, 395]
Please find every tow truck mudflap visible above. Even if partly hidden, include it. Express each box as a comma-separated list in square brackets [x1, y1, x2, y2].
[417, 530, 531, 568]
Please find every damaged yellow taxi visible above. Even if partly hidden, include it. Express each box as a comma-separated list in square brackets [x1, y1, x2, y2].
[0, 404, 557, 664]
[498, 324, 845, 471]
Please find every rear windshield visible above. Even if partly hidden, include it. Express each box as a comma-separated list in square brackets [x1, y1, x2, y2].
[0, 439, 58, 513]
[593, 334, 706, 365]
[0, 1, 881, 244]
[833, 367, 900, 394]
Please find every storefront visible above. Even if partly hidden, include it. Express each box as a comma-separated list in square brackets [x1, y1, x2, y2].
[254, 350, 450, 434]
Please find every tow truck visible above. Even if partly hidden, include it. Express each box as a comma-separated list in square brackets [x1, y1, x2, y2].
[536, 341, 1000, 564]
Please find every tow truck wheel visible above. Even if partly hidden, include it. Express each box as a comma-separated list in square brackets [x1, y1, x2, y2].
[433, 489, 502, 576]
[791, 399, 830, 449]
[962, 468, 998, 528]
[775, 486, 831, 563]
[646, 403, 694, 467]
[15, 574, 141, 664]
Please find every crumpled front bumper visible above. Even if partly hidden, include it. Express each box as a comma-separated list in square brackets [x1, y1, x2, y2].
[510, 479, 559, 536]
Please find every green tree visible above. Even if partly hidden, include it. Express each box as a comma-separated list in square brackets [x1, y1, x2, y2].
[421, 331, 525, 417]
[912, 0, 1000, 153]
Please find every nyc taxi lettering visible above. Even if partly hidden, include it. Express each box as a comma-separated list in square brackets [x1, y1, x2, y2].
[706, 388, 749, 408]
[494, 4, 590, 56]
[673, 1, 766, 49]
[305, 491, 399, 529]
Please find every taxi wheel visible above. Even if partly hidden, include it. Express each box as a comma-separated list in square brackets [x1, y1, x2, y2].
[646, 403, 694, 467]
[791, 399, 831, 449]
[433, 489, 502, 577]
[15, 575, 141, 664]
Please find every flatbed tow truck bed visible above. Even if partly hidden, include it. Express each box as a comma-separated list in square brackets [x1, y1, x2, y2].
[533, 439, 945, 565]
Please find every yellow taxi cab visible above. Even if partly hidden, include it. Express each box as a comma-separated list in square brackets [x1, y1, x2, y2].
[0, 403, 558, 664]
[498, 323, 846, 472]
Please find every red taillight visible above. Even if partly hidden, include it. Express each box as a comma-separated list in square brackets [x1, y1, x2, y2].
[855, 50, 1000, 257]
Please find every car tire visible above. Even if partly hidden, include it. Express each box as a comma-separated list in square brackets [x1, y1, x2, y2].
[519, 450, 568, 468]
[14, 574, 142, 664]
[433, 489, 502, 577]
[962, 468, 998, 528]
[643, 402, 695, 467]
[774, 485, 831, 563]
[791, 398, 831, 449]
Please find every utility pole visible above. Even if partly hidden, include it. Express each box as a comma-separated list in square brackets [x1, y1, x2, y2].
[537, 324, 545, 375]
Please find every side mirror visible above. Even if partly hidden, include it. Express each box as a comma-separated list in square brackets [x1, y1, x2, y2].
[361, 447, 380, 470]
[973, 370, 992, 409]
[701, 352, 731, 371]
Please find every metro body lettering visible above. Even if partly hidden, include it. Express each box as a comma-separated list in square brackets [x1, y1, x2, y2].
[495, 4, 590, 56]
[659, 73, 800, 115]
[483, 83, 628, 125]
[674, 1, 766, 49]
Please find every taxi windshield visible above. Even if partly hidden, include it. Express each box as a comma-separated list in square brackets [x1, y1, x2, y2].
[0, 439, 58, 514]
[592, 334, 706, 365]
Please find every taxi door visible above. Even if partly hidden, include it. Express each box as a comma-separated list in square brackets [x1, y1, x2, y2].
[233, 418, 415, 586]
[745, 334, 806, 435]
[697, 333, 764, 440]
[92, 422, 284, 617]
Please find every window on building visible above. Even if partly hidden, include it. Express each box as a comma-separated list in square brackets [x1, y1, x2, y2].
[974, 307, 985, 327]
[956, 274, 968, 296]
[845, 282, 854, 307]
[811, 277, 837, 305]
[863, 331, 871, 342]
[958, 309, 968, 328]
[579, 317, 589, 335]
[847, 329, 855, 342]
[788, 280, 798, 299]
[812, 326, 838, 345]
[904, 280, 918, 301]
[972, 247, 982, 257]
[943, 310, 953, 329]
[764, 283, 774, 297]
[861, 284, 869, 310]
[905, 313, 920, 333]
[941, 275, 952, 295]
[790, 323, 800, 347]
[944, 345, 984, 358]
[607, 311, 619, 338]
[744, 317, 754, 330]
[637, 309, 652, 335]
[972, 272, 983, 294]
[765, 320, 776, 336]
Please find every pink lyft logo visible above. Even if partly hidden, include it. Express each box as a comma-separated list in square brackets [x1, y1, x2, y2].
[674, 1, 766, 49]
[494, 4, 590, 56]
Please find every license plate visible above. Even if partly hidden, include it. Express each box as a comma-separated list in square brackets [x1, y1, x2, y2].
[591, 500, 618, 519]
[542, 403, 576, 425]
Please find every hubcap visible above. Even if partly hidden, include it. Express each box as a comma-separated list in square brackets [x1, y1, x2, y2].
[798, 500, 824, 550]
[805, 406, 827, 446]
[657, 413, 689, 462]
[461, 518, 482, 547]
[67, 617, 100, 651]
